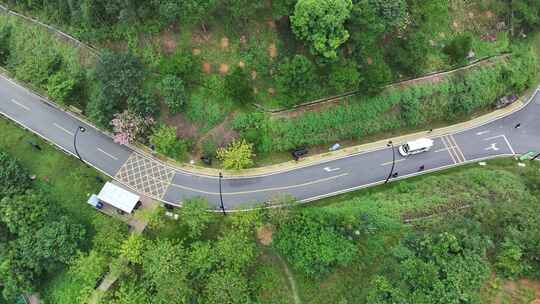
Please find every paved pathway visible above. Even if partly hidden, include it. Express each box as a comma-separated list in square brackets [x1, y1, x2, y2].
[1, 73, 539, 209]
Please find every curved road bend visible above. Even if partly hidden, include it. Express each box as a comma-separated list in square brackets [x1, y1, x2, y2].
[1, 75, 539, 210]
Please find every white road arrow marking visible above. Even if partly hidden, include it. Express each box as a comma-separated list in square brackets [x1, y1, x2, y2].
[476, 130, 490, 136]
[485, 143, 499, 151]
[324, 166, 340, 172]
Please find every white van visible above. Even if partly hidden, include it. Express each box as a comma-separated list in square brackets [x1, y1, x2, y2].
[398, 138, 434, 157]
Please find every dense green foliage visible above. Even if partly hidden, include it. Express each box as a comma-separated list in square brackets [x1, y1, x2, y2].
[0, 152, 86, 301]
[274, 210, 358, 275]
[159, 75, 187, 114]
[150, 125, 189, 161]
[235, 47, 538, 153]
[0, 150, 30, 198]
[291, 0, 352, 59]
[217, 139, 254, 170]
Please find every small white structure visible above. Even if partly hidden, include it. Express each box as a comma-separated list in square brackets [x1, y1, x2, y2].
[97, 182, 140, 214]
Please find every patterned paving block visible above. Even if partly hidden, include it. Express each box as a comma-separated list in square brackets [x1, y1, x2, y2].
[115, 153, 175, 199]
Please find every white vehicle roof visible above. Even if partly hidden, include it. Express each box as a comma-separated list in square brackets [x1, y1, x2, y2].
[97, 182, 140, 213]
[406, 138, 434, 151]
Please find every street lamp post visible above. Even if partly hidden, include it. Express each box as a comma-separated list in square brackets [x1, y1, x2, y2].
[73, 126, 86, 163]
[384, 141, 396, 184]
[218, 172, 226, 216]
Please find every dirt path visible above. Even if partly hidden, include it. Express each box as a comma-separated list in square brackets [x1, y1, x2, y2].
[275, 253, 301, 304]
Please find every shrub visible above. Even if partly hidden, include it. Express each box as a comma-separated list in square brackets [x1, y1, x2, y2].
[224, 67, 253, 105]
[150, 125, 190, 161]
[443, 33, 473, 65]
[217, 139, 254, 170]
[275, 55, 318, 107]
[201, 137, 218, 159]
[0, 150, 30, 198]
[127, 92, 160, 118]
[274, 210, 357, 275]
[159, 49, 201, 86]
[159, 75, 187, 114]
[327, 59, 361, 92]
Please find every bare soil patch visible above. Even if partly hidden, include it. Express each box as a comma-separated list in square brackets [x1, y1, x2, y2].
[202, 62, 212, 74]
[256, 225, 274, 246]
[193, 112, 238, 158]
[160, 104, 198, 139]
[268, 43, 278, 58]
[238, 61, 245, 68]
[220, 37, 229, 49]
[192, 48, 201, 55]
[158, 24, 178, 54]
[219, 63, 229, 74]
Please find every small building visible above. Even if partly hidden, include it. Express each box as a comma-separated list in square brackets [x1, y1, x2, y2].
[91, 182, 141, 214]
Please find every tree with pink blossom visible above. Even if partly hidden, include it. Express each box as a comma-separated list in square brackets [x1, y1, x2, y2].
[110, 111, 154, 145]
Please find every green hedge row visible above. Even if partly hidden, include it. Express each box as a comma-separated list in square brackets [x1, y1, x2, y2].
[234, 45, 538, 153]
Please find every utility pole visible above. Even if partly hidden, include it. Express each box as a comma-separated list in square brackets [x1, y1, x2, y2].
[384, 141, 396, 184]
[218, 172, 226, 216]
[73, 126, 86, 163]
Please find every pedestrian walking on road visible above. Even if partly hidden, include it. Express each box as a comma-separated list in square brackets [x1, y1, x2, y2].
[418, 165, 425, 171]
[514, 123, 521, 129]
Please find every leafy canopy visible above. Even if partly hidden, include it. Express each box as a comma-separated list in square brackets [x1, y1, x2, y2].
[291, 0, 352, 59]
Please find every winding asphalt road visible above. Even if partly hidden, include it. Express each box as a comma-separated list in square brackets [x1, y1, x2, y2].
[1, 74, 539, 210]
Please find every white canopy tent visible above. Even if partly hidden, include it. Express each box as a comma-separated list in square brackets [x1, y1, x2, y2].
[97, 182, 140, 214]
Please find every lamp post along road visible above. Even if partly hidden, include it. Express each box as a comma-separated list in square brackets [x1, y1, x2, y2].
[73, 126, 86, 163]
[384, 141, 396, 184]
[218, 172, 226, 216]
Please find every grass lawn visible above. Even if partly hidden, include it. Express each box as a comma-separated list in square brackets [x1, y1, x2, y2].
[0, 117, 109, 230]
[0, 117, 131, 302]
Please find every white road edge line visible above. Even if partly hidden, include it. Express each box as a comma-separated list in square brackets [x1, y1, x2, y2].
[53, 123, 74, 136]
[10, 98, 30, 111]
[97, 148, 119, 160]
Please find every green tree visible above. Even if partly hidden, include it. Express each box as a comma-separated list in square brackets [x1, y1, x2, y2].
[222, 0, 265, 24]
[368, 0, 407, 29]
[127, 92, 159, 118]
[216, 139, 254, 170]
[443, 33, 472, 65]
[150, 124, 190, 161]
[120, 233, 146, 265]
[271, 0, 296, 18]
[142, 239, 191, 303]
[0, 24, 12, 66]
[203, 270, 251, 304]
[224, 67, 253, 105]
[0, 191, 49, 235]
[47, 70, 85, 105]
[160, 75, 187, 114]
[512, 0, 540, 32]
[181, 197, 213, 238]
[291, 0, 352, 59]
[0, 150, 30, 198]
[67, 250, 109, 303]
[88, 51, 145, 126]
[275, 55, 318, 107]
[159, 49, 201, 86]
[495, 239, 528, 278]
[327, 60, 361, 92]
[388, 31, 431, 76]
[274, 211, 357, 275]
